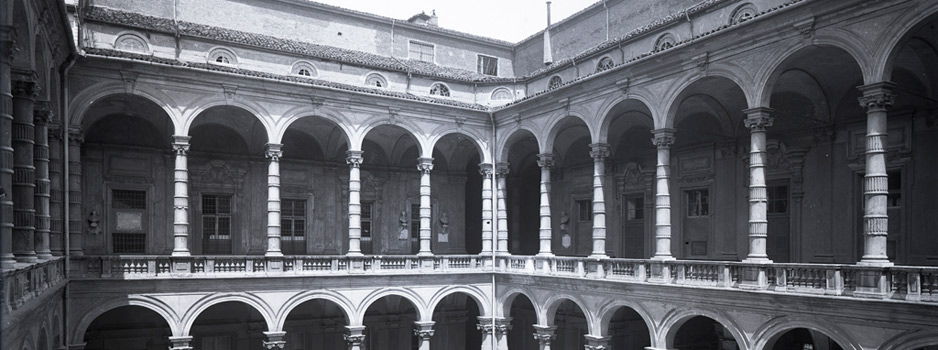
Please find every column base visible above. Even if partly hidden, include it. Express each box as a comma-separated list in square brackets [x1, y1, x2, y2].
[857, 259, 893, 267]
[536, 252, 554, 257]
[265, 252, 284, 257]
[650, 255, 675, 261]
[588, 254, 609, 259]
[742, 257, 772, 264]
[171, 251, 191, 257]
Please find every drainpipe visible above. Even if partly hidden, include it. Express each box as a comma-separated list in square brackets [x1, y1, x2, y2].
[60, 0, 79, 347]
[603, 0, 609, 42]
[488, 110, 498, 350]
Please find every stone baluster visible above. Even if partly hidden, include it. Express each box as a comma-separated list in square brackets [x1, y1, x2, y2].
[743, 107, 774, 263]
[12, 78, 37, 263]
[265, 143, 284, 257]
[536, 154, 554, 256]
[857, 82, 896, 266]
[172, 135, 191, 256]
[589, 143, 610, 258]
[33, 102, 52, 260]
[651, 129, 675, 260]
[346, 150, 364, 256]
[479, 163, 494, 254]
[417, 157, 434, 256]
[495, 162, 510, 255]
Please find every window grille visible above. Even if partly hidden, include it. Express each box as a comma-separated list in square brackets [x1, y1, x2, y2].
[112, 189, 146, 254]
[491, 88, 512, 101]
[430, 83, 450, 97]
[115, 34, 148, 53]
[365, 73, 387, 88]
[548, 76, 563, 90]
[202, 194, 232, 254]
[596, 57, 614, 72]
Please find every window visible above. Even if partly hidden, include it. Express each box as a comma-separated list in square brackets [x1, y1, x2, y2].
[577, 200, 592, 221]
[112, 189, 146, 254]
[767, 185, 789, 214]
[596, 57, 614, 72]
[361, 201, 374, 254]
[477, 55, 498, 75]
[655, 33, 677, 52]
[627, 197, 644, 220]
[202, 194, 232, 254]
[409, 41, 434, 62]
[730, 3, 758, 25]
[281, 199, 306, 254]
[208, 48, 237, 65]
[411, 203, 420, 240]
[292, 61, 317, 77]
[548, 75, 563, 90]
[887, 171, 901, 208]
[686, 189, 709, 217]
[429, 83, 450, 97]
[114, 34, 148, 53]
[491, 87, 512, 101]
[365, 73, 387, 88]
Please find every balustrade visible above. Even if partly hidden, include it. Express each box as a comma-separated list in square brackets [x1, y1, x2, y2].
[1, 258, 66, 315]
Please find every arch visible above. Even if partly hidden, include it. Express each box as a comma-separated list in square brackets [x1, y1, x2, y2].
[430, 82, 451, 97]
[181, 293, 277, 335]
[751, 316, 859, 350]
[275, 107, 354, 147]
[594, 300, 655, 340]
[658, 307, 749, 350]
[114, 31, 150, 54]
[491, 87, 513, 101]
[72, 296, 180, 342]
[498, 287, 541, 319]
[69, 82, 180, 130]
[873, 3, 938, 83]
[275, 290, 356, 331]
[365, 72, 388, 88]
[181, 98, 274, 141]
[207, 46, 238, 65]
[662, 73, 749, 130]
[356, 288, 428, 325]
[880, 329, 938, 350]
[427, 130, 489, 165]
[427, 285, 491, 319]
[358, 120, 426, 159]
[542, 111, 593, 154]
[496, 125, 541, 163]
[540, 294, 592, 330]
[597, 96, 655, 145]
[291, 60, 318, 77]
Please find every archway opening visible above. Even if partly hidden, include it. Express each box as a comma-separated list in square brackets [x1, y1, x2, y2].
[766, 328, 844, 350]
[672, 316, 739, 350]
[190, 301, 267, 350]
[549, 117, 593, 257]
[507, 294, 537, 350]
[362, 295, 419, 350]
[505, 130, 540, 255]
[552, 300, 588, 350]
[431, 292, 482, 349]
[360, 125, 421, 255]
[608, 112, 655, 258]
[83, 305, 171, 349]
[282, 299, 349, 348]
[431, 133, 484, 255]
[607, 306, 651, 350]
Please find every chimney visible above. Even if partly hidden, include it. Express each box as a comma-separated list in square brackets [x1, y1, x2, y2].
[543, 1, 553, 66]
[429, 10, 438, 27]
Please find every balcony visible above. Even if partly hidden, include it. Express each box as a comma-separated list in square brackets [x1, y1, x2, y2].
[2, 258, 67, 315]
[68, 254, 938, 304]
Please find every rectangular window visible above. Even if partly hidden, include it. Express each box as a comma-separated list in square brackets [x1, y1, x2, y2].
[686, 189, 710, 217]
[767, 185, 789, 214]
[887, 171, 901, 208]
[281, 199, 306, 255]
[409, 41, 434, 62]
[577, 200, 592, 221]
[112, 189, 146, 254]
[411, 204, 420, 239]
[627, 197, 644, 220]
[202, 194, 232, 254]
[477, 55, 498, 75]
[361, 201, 373, 239]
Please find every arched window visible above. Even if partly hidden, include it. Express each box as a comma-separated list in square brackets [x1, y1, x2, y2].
[429, 83, 450, 97]
[548, 75, 563, 90]
[654, 33, 677, 52]
[114, 33, 148, 53]
[730, 3, 758, 25]
[596, 57, 614, 72]
[491, 87, 513, 101]
[292, 61, 317, 77]
[208, 48, 238, 65]
[365, 73, 388, 88]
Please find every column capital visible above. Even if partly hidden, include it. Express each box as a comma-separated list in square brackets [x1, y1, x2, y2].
[651, 128, 676, 148]
[477, 316, 513, 336]
[495, 162, 510, 177]
[478, 163, 494, 176]
[33, 101, 54, 124]
[67, 128, 84, 145]
[346, 150, 364, 168]
[168, 336, 193, 350]
[12, 79, 39, 99]
[265, 143, 284, 160]
[589, 143, 610, 160]
[533, 325, 557, 344]
[262, 331, 286, 349]
[1, 25, 20, 61]
[413, 320, 435, 339]
[743, 107, 774, 132]
[172, 135, 191, 154]
[536, 153, 554, 168]
[417, 157, 434, 174]
[857, 82, 897, 111]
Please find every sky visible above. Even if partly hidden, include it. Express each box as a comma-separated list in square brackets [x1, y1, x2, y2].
[310, 0, 601, 43]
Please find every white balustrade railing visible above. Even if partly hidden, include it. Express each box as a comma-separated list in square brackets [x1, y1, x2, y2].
[66, 254, 938, 304]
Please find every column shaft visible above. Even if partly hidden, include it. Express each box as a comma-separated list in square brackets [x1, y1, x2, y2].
[1, 25, 17, 268]
[417, 157, 433, 256]
[48, 126, 63, 256]
[495, 163, 510, 255]
[172, 136, 191, 256]
[480, 163, 494, 253]
[33, 103, 52, 260]
[651, 129, 675, 260]
[346, 151, 363, 256]
[589, 143, 609, 258]
[743, 108, 774, 263]
[67, 128, 83, 256]
[536, 154, 553, 256]
[12, 79, 37, 263]
[266, 143, 284, 257]
[857, 82, 896, 266]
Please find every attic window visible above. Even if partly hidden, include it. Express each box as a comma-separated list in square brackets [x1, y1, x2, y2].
[477, 55, 498, 76]
[208, 48, 237, 65]
[548, 75, 563, 90]
[409, 41, 434, 63]
[654, 33, 677, 52]
[114, 34, 148, 53]
[730, 3, 758, 25]
[365, 73, 388, 88]
[430, 83, 450, 97]
[596, 57, 614, 72]
[491, 87, 512, 101]
[292, 61, 317, 77]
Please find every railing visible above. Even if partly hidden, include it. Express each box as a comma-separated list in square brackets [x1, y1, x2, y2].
[2, 258, 67, 315]
[68, 254, 938, 304]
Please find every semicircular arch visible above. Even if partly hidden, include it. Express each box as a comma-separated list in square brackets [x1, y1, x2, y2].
[594, 300, 656, 339]
[875, 4, 938, 82]
[72, 296, 180, 342]
[750, 316, 859, 350]
[597, 94, 656, 144]
[428, 130, 489, 165]
[427, 285, 492, 318]
[498, 287, 541, 319]
[880, 329, 938, 350]
[658, 306, 750, 350]
[542, 110, 592, 153]
[275, 290, 357, 332]
[356, 287, 428, 326]
[181, 98, 274, 141]
[69, 82, 180, 130]
[496, 125, 541, 163]
[275, 106, 355, 146]
[180, 292, 277, 336]
[540, 294, 592, 330]
[661, 71, 750, 129]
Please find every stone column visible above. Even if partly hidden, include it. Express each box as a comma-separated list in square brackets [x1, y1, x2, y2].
[168, 336, 193, 350]
[533, 325, 556, 350]
[33, 102, 52, 260]
[1, 20, 18, 269]
[536, 154, 554, 256]
[344, 325, 365, 350]
[68, 128, 83, 256]
[743, 108, 774, 263]
[589, 143, 610, 258]
[265, 143, 284, 257]
[477, 316, 512, 350]
[495, 162, 510, 255]
[263, 331, 286, 349]
[48, 127, 63, 256]
[651, 129, 675, 260]
[12, 78, 37, 263]
[413, 321, 434, 350]
[417, 157, 434, 256]
[479, 163, 494, 254]
[171, 135, 191, 256]
[346, 150, 364, 256]
[857, 82, 896, 266]
[584, 334, 611, 350]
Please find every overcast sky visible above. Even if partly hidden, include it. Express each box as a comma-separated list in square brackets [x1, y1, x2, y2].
[311, 0, 600, 42]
